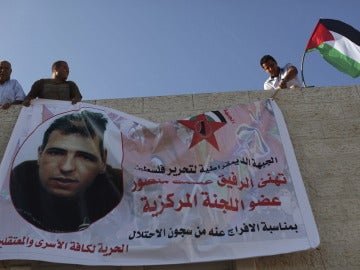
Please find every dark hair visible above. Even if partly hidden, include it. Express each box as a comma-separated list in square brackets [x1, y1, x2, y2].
[41, 111, 108, 160]
[52, 60, 68, 72]
[0, 60, 12, 68]
[260, 55, 277, 66]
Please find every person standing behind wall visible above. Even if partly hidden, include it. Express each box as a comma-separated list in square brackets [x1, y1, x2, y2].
[22, 60, 82, 106]
[0, 60, 26, 110]
[260, 55, 302, 90]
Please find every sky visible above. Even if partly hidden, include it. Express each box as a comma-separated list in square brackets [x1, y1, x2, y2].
[1, 0, 359, 100]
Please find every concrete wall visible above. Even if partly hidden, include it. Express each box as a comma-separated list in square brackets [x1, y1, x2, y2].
[1, 85, 359, 270]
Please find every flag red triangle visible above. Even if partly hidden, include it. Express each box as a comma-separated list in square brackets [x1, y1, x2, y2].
[305, 21, 335, 51]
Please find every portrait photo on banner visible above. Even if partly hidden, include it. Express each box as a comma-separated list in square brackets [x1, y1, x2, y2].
[9, 108, 124, 233]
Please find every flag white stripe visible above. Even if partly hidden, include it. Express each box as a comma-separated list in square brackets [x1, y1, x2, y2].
[325, 32, 360, 63]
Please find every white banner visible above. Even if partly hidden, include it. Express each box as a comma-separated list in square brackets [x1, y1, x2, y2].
[0, 99, 319, 266]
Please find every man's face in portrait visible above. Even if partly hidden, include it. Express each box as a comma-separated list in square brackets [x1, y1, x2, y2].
[38, 130, 107, 198]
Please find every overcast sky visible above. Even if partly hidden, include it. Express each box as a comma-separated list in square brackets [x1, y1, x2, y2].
[1, 0, 359, 100]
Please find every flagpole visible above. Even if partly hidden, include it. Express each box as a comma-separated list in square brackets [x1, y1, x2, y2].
[300, 50, 307, 87]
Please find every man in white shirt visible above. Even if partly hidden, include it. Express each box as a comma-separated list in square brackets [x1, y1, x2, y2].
[0, 60, 25, 109]
[260, 55, 302, 90]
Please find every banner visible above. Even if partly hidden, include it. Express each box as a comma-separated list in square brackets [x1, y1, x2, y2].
[0, 99, 319, 266]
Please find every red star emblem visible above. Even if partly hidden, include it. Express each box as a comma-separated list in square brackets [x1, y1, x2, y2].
[178, 114, 226, 150]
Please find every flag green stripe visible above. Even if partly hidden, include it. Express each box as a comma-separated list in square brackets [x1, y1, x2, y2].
[317, 43, 360, 78]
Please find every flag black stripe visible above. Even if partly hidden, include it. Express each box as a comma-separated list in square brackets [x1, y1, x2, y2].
[320, 19, 360, 46]
[211, 111, 227, 123]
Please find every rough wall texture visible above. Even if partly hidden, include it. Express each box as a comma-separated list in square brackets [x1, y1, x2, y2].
[1, 85, 359, 270]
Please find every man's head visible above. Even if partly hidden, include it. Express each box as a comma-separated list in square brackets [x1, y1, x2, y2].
[0, 60, 12, 84]
[52, 60, 70, 81]
[38, 111, 108, 198]
[260, 55, 279, 77]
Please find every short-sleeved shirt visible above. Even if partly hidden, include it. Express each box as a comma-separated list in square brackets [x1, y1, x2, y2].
[0, 79, 26, 105]
[27, 79, 82, 101]
[264, 63, 302, 90]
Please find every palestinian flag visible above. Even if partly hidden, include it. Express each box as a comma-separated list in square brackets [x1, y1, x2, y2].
[305, 19, 360, 78]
